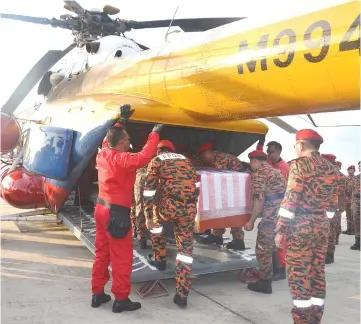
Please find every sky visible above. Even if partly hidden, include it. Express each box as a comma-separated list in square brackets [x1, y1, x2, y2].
[0, 0, 360, 172]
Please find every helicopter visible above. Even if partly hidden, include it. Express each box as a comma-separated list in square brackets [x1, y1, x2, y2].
[0, 0, 359, 213]
[0, 0, 359, 286]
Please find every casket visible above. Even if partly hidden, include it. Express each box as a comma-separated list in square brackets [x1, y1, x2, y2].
[195, 169, 251, 232]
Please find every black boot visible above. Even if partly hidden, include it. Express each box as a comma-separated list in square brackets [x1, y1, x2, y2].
[271, 252, 286, 281]
[272, 267, 286, 281]
[350, 237, 360, 250]
[112, 298, 141, 313]
[325, 252, 334, 264]
[173, 293, 187, 308]
[91, 292, 111, 308]
[196, 233, 223, 245]
[146, 254, 166, 270]
[247, 279, 272, 294]
[138, 238, 147, 250]
[224, 239, 245, 251]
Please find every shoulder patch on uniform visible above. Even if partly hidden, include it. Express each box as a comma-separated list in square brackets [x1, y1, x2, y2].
[158, 153, 186, 161]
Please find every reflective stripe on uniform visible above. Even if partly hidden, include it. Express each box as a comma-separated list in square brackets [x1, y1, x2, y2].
[311, 297, 325, 306]
[144, 190, 156, 197]
[279, 207, 295, 219]
[293, 299, 312, 308]
[176, 254, 193, 264]
[150, 226, 163, 234]
[326, 211, 334, 219]
[159, 153, 186, 160]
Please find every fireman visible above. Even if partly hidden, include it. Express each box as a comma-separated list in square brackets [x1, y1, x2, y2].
[130, 166, 148, 249]
[321, 154, 345, 264]
[245, 150, 286, 294]
[266, 141, 290, 281]
[144, 140, 199, 308]
[197, 143, 246, 250]
[91, 104, 163, 313]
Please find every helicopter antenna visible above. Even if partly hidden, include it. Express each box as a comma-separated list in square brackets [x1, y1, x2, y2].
[165, 6, 179, 42]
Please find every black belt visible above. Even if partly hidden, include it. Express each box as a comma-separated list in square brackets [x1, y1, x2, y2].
[355, 194, 360, 199]
[265, 193, 285, 202]
[97, 197, 130, 211]
[97, 197, 112, 208]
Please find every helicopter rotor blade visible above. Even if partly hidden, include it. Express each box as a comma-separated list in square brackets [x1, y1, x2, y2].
[0, 13, 74, 30]
[63, 0, 86, 16]
[0, 13, 53, 25]
[265, 117, 298, 134]
[1, 43, 76, 116]
[127, 17, 245, 32]
[103, 5, 120, 15]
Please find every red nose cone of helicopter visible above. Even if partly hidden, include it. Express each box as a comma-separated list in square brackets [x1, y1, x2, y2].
[1, 167, 46, 209]
[0, 113, 21, 153]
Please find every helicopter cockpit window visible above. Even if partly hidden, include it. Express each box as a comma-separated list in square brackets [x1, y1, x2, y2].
[114, 50, 122, 58]
[109, 45, 139, 61]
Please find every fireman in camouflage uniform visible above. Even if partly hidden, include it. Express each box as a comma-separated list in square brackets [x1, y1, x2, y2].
[144, 140, 199, 308]
[350, 161, 361, 250]
[335, 161, 345, 244]
[130, 167, 148, 249]
[321, 155, 345, 264]
[197, 143, 246, 250]
[244, 150, 286, 294]
[344, 165, 356, 234]
[275, 129, 340, 324]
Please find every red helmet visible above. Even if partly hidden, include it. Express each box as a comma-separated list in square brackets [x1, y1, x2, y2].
[158, 140, 175, 152]
[199, 143, 214, 153]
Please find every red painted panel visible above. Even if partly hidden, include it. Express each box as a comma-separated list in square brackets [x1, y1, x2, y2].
[44, 182, 70, 213]
[1, 167, 46, 209]
[0, 113, 21, 153]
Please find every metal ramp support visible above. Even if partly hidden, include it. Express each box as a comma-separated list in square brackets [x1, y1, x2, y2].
[136, 280, 169, 299]
[0, 209, 54, 221]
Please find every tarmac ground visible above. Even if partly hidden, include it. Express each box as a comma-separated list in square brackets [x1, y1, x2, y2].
[1, 212, 360, 324]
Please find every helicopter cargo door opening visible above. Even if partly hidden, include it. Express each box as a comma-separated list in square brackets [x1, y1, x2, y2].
[58, 122, 261, 283]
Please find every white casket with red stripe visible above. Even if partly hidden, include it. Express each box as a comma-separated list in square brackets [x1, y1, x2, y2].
[195, 169, 251, 232]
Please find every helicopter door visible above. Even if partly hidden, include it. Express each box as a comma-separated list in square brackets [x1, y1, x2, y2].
[23, 125, 74, 181]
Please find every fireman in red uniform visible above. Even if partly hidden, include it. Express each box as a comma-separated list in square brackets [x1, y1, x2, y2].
[91, 105, 163, 313]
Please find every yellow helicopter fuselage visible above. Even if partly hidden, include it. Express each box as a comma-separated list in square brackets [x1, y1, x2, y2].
[41, 1, 359, 134]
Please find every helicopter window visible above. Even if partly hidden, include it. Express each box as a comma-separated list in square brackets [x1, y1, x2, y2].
[114, 50, 122, 58]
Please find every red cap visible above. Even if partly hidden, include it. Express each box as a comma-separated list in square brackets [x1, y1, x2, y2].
[296, 129, 323, 143]
[158, 140, 175, 152]
[248, 150, 267, 159]
[321, 154, 336, 162]
[336, 161, 342, 167]
[347, 165, 355, 170]
[199, 143, 214, 153]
